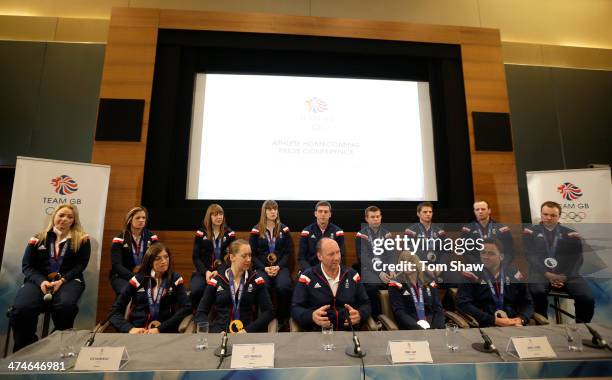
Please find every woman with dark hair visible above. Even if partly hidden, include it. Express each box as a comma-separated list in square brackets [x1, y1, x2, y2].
[110, 242, 191, 333]
[109, 206, 159, 295]
[195, 239, 274, 333]
[10, 204, 91, 352]
[388, 251, 445, 330]
[249, 200, 293, 322]
[190, 204, 236, 307]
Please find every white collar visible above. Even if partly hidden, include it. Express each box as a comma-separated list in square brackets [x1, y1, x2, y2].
[226, 268, 249, 281]
[321, 264, 340, 283]
[52, 227, 71, 243]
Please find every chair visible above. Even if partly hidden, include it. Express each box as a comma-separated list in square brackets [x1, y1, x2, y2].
[549, 289, 574, 324]
[3, 305, 53, 358]
[377, 289, 471, 330]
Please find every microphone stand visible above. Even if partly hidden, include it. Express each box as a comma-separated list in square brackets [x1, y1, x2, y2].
[584, 324, 612, 351]
[472, 327, 503, 359]
[214, 331, 232, 369]
[343, 313, 366, 380]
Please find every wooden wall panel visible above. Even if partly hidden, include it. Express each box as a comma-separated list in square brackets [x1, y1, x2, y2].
[92, 7, 520, 319]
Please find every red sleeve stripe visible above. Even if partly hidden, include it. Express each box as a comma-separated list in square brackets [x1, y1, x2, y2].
[389, 281, 402, 288]
[298, 274, 311, 285]
[255, 277, 265, 285]
[28, 237, 39, 245]
[150, 235, 158, 241]
[174, 277, 184, 286]
[228, 231, 236, 237]
[352, 273, 361, 283]
[301, 230, 309, 237]
[112, 237, 123, 244]
[356, 232, 368, 240]
[195, 230, 204, 237]
[129, 276, 140, 288]
[207, 278, 218, 287]
[250, 228, 259, 235]
[336, 230, 344, 237]
[282, 226, 290, 233]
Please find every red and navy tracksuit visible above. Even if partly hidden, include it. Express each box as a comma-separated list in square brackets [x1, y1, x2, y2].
[11, 231, 90, 352]
[110, 272, 191, 332]
[109, 228, 158, 295]
[190, 227, 236, 307]
[298, 223, 345, 271]
[249, 224, 293, 319]
[291, 265, 371, 331]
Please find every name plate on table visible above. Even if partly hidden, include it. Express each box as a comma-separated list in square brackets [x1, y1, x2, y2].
[230, 343, 275, 369]
[508, 336, 557, 360]
[74, 347, 129, 371]
[386, 340, 433, 364]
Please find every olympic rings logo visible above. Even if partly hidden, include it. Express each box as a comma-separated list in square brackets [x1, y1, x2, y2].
[560, 211, 586, 222]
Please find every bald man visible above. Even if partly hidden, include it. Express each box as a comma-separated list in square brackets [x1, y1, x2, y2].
[291, 238, 371, 331]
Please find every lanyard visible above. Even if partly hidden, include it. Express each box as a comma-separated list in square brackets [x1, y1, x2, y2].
[483, 268, 505, 312]
[228, 270, 245, 321]
[131, 231, 145, 266]
[265, 229, 276, 254]
[213, 233, 223, 260]
[409, 282, 426, 321]
[147, 277, 166, 321]
[543, 225, 561, 258]
[49, 235, 69, 273]
[418, 223, 432, 238]
[475, 221, 494, 239]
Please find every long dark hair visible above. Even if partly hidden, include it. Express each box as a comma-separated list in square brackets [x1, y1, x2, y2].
[138, 242, 173, 280]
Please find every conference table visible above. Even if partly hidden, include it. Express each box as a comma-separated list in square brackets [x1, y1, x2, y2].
[2, 324, 612, 379]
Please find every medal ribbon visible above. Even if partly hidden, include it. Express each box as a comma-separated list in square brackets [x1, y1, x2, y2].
[49, 234, 69, 274]
[266, 229, 276, 254]
[131, 230, 145, 266]
[410, 282, 426, 321]
[147, 277, 166, 321]
[483, 268, 505, 312]
[228, 270, 245, 321]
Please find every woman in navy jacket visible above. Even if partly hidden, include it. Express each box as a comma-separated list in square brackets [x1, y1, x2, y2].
[109, 206, 158, 295]
[249, 200, 293, 321]
[195, 239, 274, 333]
[110, 242, 191, 333]
[10, 204, 91, 352]
[388, 251, 445, 330]
[190, 204, 236, 308]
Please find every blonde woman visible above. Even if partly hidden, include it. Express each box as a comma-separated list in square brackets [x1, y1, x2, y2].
[10, 205, 91, 352]
[388, 251, 445, 330]
[190, 204, 236, 307]
[109, 206, 158, 295]
[195, 240, 273, 333]
[249, 200, 293, 322]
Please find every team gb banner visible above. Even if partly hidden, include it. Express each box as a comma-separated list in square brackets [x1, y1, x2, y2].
[0, 157, 110, 348]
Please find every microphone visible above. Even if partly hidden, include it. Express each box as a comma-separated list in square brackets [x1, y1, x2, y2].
[344, 308, 366, 358]
[43, 273, 61, 302]
[472, 328, 502, 359]
[84, 309, 115, 347]
[43, 286, 54, 302]
[214, 331, 232, 358]
[585, 324, 611, 350]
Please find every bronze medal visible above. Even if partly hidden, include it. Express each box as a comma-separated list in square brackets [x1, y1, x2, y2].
[148, 320, 161, 329]
[266, 253, 278, 266]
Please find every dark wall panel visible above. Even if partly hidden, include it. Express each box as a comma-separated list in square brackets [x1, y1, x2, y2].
[0, 42, 46, 166]
[0, 42, 105, 166]
[551, 68, 612, 169]
[506, 64, 612, 222]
